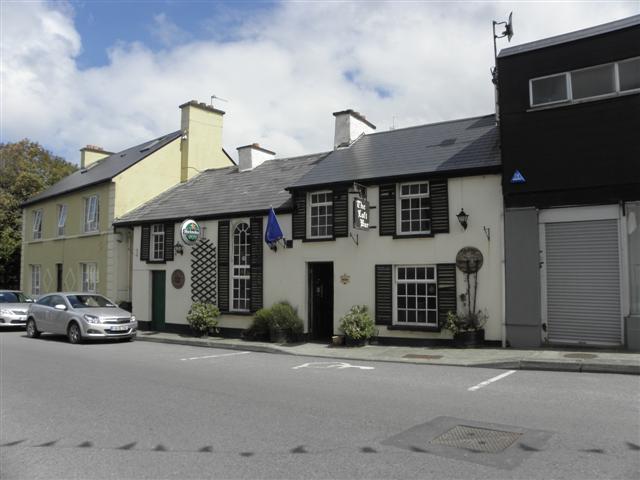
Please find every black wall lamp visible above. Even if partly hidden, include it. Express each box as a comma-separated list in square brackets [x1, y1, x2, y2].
[457, 209, 469, 230]
[174, 242, 184, 256]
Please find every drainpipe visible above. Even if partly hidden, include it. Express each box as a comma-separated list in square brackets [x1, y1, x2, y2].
[500, 198, 507, 348]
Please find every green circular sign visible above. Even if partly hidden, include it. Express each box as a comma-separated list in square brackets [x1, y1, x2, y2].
[180, 219, 201, 245]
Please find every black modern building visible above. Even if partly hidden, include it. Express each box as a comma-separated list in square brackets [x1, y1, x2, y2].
[498, 15, 640, 349]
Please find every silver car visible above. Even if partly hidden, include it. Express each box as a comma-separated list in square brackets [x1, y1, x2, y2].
[0, 290, 34, 327]
[26, 293, 137, 344]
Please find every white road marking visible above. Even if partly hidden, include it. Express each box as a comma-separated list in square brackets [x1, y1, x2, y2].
[292, 361, 374, 370]
[468, 370, 516, 391]
[180, 351, 250, 361]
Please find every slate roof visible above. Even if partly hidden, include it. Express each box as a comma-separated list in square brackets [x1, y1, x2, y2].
[499, 14, 640, 58]
[113, 152, 328, 225]
[22, 131, 183, 207]
[289, 114, 500, 189]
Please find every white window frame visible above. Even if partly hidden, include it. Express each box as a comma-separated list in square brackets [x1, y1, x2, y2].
[30, 265, 41, 295]
[307, 190, 333, 239]
[32, 210, 43, 240]
[57, 204, 67, 237]
[393, 265, 438, 327]
[396, 181, 431, 235]
[529, 56, 640, 108]
[81, 262, 98, 293]
[231, 221, 251, 312]
[150, 224, 165, 261]
[84, 195, 99, 233]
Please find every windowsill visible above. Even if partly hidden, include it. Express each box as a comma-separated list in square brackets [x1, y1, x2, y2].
[146, 260, 166, 264]
[303, 237, 334, 243]
[527, 89, 640, 112]
[388, 324, 441, 332]
[223, 311, 254, 316]
[392, 233, 434, 239]
[81, 231, 101, 237]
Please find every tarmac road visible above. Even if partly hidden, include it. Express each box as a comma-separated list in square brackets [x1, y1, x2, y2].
[1, 330, 639, 479]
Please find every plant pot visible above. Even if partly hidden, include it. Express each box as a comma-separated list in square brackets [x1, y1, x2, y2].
[269, 328, 288, 343]
[345, 336, 367, 347]
[191, 328, 208, 338]
[453, 329, 485, 347]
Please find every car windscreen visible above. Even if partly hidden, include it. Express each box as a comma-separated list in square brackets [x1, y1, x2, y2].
[66, 295, 116, 308]
[0, 292, 28, 303]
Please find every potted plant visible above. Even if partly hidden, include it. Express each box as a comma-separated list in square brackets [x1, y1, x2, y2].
[444, 293, 487, 347]
[186, 302, 220, 337]
[338, 305, 375, 347]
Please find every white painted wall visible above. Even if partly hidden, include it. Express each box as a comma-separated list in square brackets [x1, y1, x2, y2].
[131, 174, 504, 341]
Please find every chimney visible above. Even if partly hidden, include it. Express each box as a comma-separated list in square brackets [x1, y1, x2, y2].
[333, 109, 376, 149]
[237, 143, 276, 172]
[179, 100, 229, 182]
[80, 145, 112, 169]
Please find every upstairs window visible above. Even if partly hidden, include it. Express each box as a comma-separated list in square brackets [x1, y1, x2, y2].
[150, 224, 165, 261]
[397, 182, 431, 235]
[308, 191, 333, 239]
[84, 195, 99, 233]
[32, 210, 43, 240]
[57, 204, 67, 237]
[530, 57, 640, 108]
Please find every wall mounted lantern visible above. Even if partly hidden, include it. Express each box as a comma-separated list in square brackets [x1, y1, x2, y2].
[174, 242, 184, 256]
[457, 209, 469, 230]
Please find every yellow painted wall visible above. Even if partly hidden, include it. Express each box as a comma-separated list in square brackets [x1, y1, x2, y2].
[113, 138, 182, 218]
[21, 182, 111, 296]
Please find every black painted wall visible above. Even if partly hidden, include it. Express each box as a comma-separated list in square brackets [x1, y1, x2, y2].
[497, 24, 640, 208]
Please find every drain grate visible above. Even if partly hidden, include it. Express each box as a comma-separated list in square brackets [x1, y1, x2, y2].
[431, 425, 522, 453]
[403, 354, 443, 359]
[564, 353, 598, 359]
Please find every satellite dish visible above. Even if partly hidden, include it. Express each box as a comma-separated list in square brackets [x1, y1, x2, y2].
[505, 12, 514, 42]
[456, 247, 484, 274]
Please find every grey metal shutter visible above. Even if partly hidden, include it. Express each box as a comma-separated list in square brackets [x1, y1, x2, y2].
[378, 184, 396, 236]
[333, 188, 349, 238]
[375, 265, 392, 325]
[140, 225, 150, 261]
[545, 219, 621, 345]
[430, 179, 449, 234]
[292, 191, 306, 240]
[249, 217, 263, 312]
[217, 221, 230, 312]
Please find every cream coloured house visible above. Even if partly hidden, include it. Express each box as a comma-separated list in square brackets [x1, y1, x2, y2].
[21, 101, 233, 302]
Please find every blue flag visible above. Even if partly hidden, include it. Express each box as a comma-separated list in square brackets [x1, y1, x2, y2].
[265, 207, 284, 249]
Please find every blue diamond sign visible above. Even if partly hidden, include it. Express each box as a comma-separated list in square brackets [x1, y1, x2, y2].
[510, 169, 526, 184]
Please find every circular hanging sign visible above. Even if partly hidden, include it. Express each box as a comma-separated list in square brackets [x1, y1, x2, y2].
[180, 219, 201, 245]
[456, 247, 484, 274]
[171, 269, 185, 289]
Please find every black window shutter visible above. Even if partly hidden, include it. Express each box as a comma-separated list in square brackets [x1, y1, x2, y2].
[378, 184, 396, 236]
[164, 223, 174, 261]
[375, 265, 393, 325]
[292, 191, 306, 240]
[437, 263, 457, 327]
[249, 216, 263, 312]
[430, 179, 449, 234]
[217, 220, 230, 312]
[140, 225, 150, 261]
[332, 187, 348, 238]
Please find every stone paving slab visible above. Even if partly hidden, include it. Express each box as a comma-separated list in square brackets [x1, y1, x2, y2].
[135, 331, 640, 375]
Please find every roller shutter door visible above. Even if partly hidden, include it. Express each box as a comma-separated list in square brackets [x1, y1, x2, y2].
[544, 219, 621, 345]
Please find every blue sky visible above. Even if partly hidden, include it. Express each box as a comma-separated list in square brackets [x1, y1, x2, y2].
[2, 1, 638, 163]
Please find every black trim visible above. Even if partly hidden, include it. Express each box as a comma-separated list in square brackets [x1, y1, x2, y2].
[249, 217, 263, 312]
[392, 233, 434, 239]
[146, 260, 166, 265]
[332, 187, 349, 238]
[292, 191, 306, 240]
[437, 263, 457, 327]
[430, 179, 449, 234]
[374, 265, 393, 325]
[386, 324, 441, 332]
[378, 184, 396, 236]
[164, 222, 175, 261]
[302, 237, 334, 243]
[140, 225, 150, 261]
[217, 220, 230, 312]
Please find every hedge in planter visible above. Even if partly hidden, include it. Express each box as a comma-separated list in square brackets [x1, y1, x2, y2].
[338, 305, 375, 347]
[186, 303, 220, 336]
[243, 301, 303, 343]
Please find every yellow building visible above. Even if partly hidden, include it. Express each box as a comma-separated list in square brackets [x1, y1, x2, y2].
[21, 100, 232, 302]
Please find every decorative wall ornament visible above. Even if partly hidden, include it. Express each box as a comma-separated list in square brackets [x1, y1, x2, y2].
[171, 269, 185, 289]
[340, 273, 351, 285]
[190, 237, 217, 304]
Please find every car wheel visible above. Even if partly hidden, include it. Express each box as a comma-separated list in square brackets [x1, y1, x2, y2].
[26, 319, 40, 338]
[68, 322, 83, 344]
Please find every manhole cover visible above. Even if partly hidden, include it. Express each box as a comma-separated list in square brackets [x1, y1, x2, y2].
[403, 354, 443, 360]
[431, 425, 522, 453]
[564, 353, 598, 359]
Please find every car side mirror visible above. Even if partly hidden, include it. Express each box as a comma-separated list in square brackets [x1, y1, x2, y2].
[54, 304, 67, 311]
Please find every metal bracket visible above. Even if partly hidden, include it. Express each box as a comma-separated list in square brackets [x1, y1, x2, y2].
[483, 226, 491, 241]
[350, 232, 359, 246]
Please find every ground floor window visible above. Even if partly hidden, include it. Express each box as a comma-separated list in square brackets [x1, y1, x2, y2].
[30, 265, 41, 295]
[232, 222, 251, 311]
[395, 265, 438, 326]
[81, 263, 98, 293]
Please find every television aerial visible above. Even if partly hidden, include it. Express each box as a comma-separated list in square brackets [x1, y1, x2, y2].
[210, 94, 228, 108]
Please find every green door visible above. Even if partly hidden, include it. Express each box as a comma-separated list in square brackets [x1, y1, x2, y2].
[151, 271, 166, 330]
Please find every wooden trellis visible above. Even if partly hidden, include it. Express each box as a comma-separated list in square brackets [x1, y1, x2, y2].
[190, 238, 217, 304]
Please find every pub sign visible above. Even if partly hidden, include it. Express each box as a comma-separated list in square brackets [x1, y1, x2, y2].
[353, 198, 370, 230]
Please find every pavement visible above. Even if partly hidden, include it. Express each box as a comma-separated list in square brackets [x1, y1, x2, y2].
[135, 330, 640, 375]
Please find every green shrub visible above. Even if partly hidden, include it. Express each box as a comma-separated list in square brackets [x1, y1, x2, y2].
[444, 310, 488, 335]
[339, 305, 375, 340]
[243, 308, 272, 340]
[186, 303, 220, 335]
[243, 301, 303, 342]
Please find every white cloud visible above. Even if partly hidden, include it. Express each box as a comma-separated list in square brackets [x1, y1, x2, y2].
[1, 1, 638, 163]
[149, 12, 191, 47]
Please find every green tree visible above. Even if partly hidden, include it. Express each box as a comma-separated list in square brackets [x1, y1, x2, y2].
[0, 140, 77, 288]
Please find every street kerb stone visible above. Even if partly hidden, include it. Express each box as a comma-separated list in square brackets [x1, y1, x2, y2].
[382, 416, 553, 470]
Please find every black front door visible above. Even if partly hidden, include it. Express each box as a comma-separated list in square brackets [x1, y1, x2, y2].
[308, 262, 333, 340]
